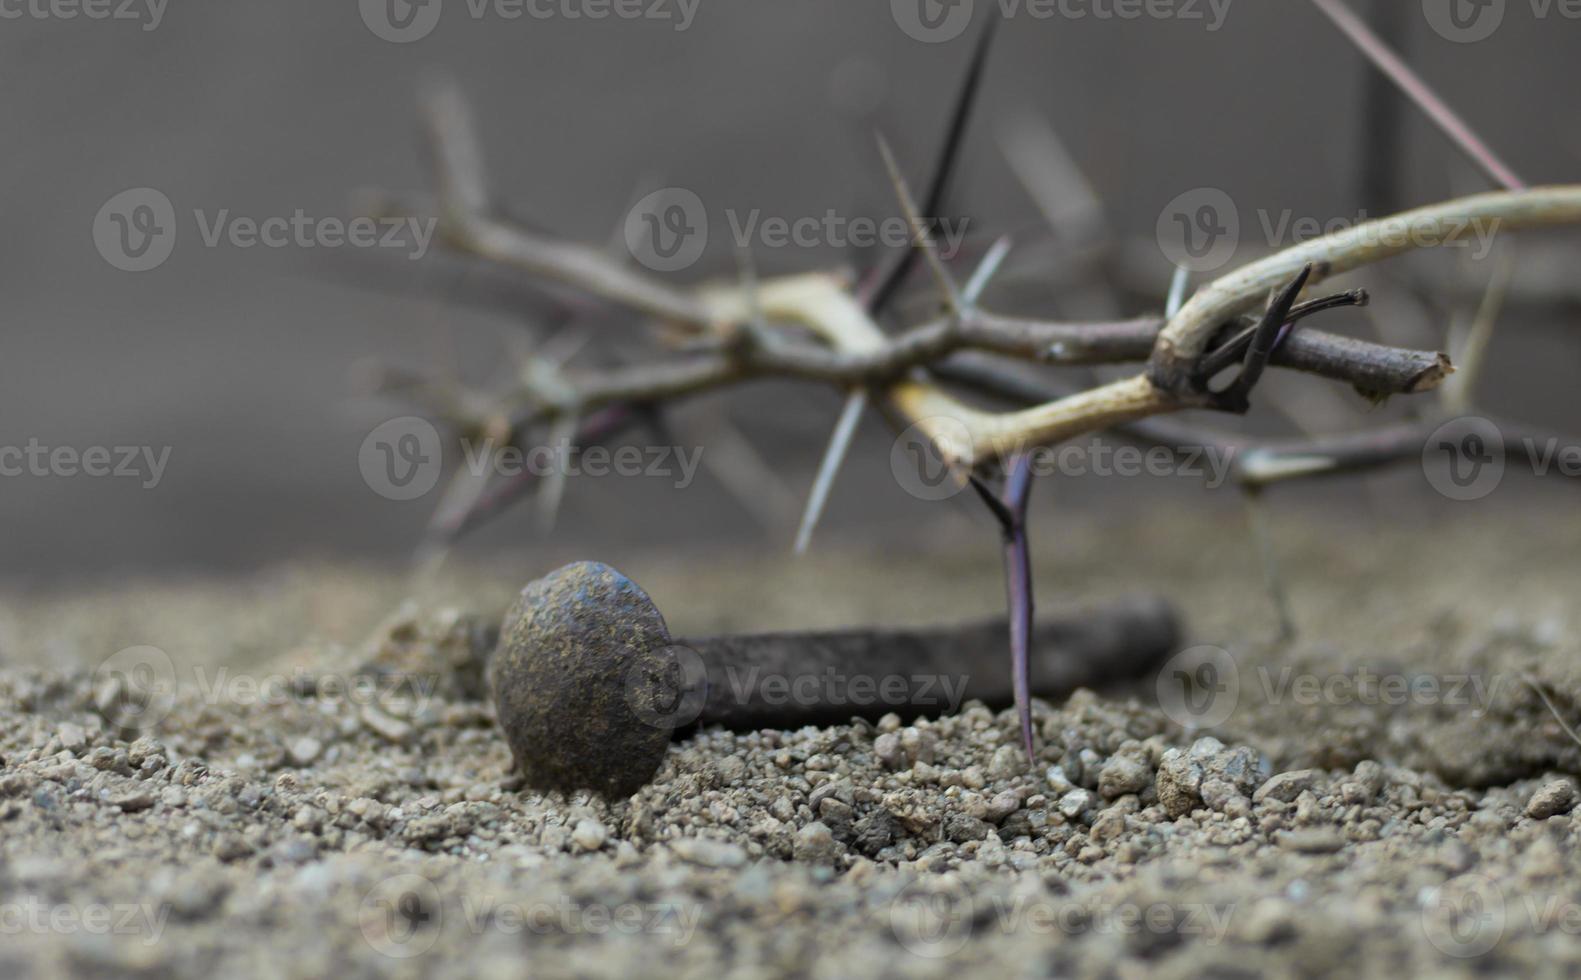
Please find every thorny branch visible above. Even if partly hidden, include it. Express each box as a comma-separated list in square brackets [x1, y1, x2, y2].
[360, 3, 1581, 762]
[373, 77, 1498, 468]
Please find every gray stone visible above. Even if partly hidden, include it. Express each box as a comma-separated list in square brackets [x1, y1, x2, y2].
[1527, 780, 1577, 819]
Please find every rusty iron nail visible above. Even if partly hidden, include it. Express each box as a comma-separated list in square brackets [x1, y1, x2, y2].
[492, 561, 1182, 798]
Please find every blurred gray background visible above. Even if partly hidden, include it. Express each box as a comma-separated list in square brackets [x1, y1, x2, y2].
[5, 0, 1579, 585]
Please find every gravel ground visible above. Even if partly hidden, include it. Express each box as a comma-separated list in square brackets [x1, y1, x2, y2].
[2, 502, 1580, 978]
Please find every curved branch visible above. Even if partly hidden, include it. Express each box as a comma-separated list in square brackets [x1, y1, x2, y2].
[1150, 186, 1581, 390]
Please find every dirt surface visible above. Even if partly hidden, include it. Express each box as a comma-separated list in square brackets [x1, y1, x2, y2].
[2, 501, 1581, 978]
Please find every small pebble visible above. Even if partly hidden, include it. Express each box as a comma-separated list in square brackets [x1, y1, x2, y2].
[360, 706, 414, 744]
[793, 821, 843, 865]
[287, 737, 322, 767]
[58, 723, 86, 752]
[1256, 770, 1322, 805]
[571, 818, 608, 852]
[110, 790, 156, 813]
[1059, 789, 1094, 820]
[1527, 780, 1577, 819]
[671, 838, 747, 869]
[1276, 828, 1344, 854]
[1098, 756, 1150, 799]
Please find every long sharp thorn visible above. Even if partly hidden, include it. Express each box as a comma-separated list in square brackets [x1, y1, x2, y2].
[967, 472, 1015, 533]
[416, 74, 490, 215]
[876, 133, 962, 313]
[434, 405, 645, 547]
[1308, 0, 1525, 191]
[1242, 266, 1312, 385]
[1443, 245, 1516, 414]
[1521, 673, 1581, 750]
[999, 452, 1037, 763]
[869, 16, 999, 315]
[794, 389, 868, 554]
[1218, 265, 1312, 408]
[1166, 265, 1191, 318]
[1198, 287, 1368, 380]
[962, 236, 1013, 308]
